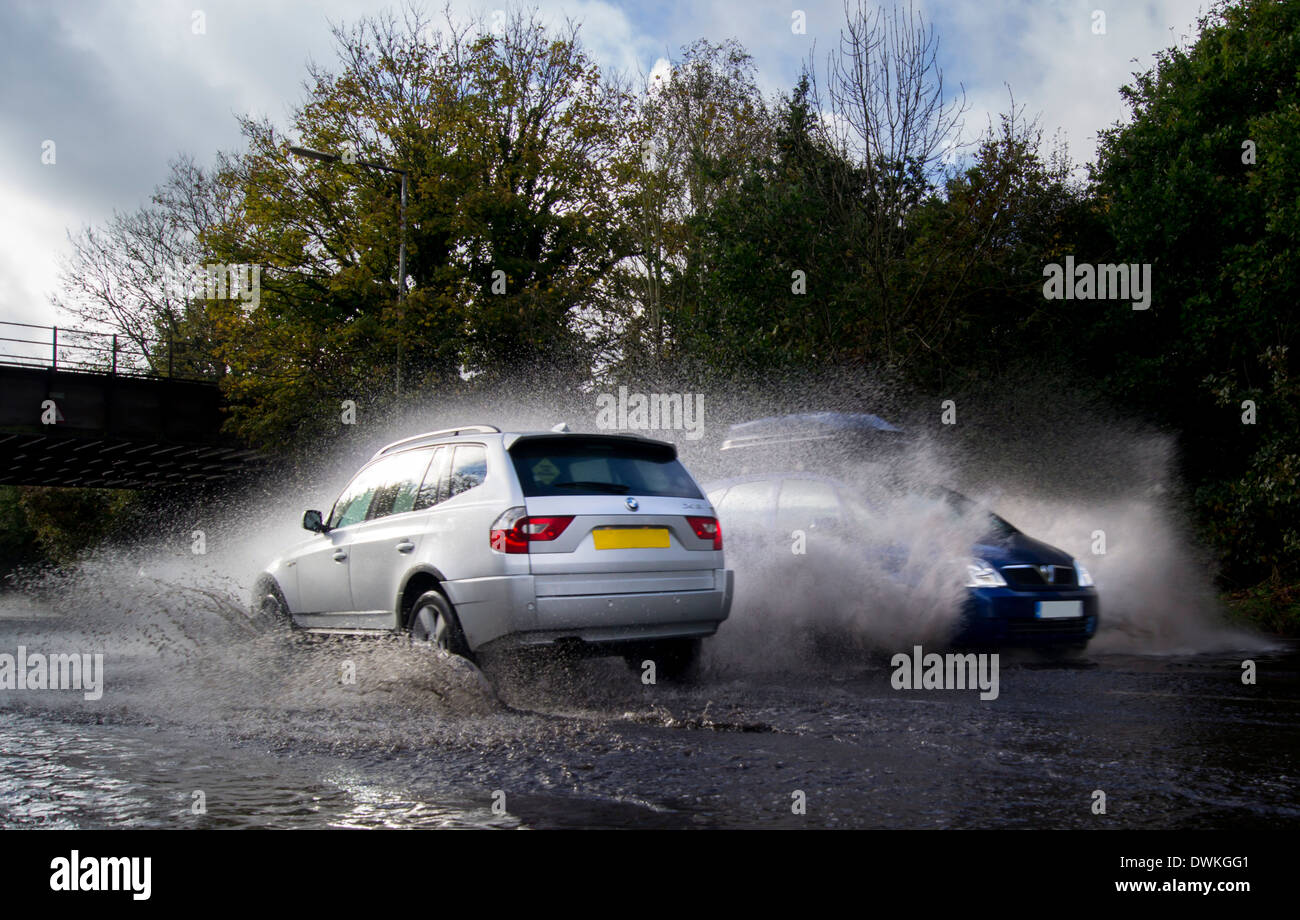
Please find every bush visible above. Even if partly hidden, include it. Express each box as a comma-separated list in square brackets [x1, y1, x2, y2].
[15, 487, 137, 565]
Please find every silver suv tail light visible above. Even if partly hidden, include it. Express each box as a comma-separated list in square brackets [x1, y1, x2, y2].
[489, 506, 574, 554]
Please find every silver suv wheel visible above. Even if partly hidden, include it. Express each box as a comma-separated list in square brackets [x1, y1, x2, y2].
[408, 590, 472, 660]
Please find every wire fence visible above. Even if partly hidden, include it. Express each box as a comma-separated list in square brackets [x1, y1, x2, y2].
[0, 320, 215, 381]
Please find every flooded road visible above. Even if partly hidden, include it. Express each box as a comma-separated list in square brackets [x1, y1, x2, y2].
[2, 594, 1295, 829]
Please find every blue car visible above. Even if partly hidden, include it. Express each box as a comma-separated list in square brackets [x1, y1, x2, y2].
[702, 470, 1100, 652]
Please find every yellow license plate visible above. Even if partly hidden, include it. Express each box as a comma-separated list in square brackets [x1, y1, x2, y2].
[593, 527, 670, 550]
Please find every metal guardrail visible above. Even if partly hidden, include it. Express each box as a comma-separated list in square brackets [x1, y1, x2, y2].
[0, 320, 213, 381]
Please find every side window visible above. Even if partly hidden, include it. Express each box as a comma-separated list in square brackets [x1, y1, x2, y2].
[447, 444, 488, 499]
[370, 449, 435, 519]
[329, 464, 387, 529]
[777, 479, 844, 532]
[413, 447, 450, 511]
[716, 480, 777, 529]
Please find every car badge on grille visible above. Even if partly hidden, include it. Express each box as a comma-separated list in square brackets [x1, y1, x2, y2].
[626, 497, 639, 511]
[1039, 565, 1055, 583]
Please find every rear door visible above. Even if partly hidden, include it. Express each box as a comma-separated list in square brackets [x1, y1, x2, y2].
[421, 442, 500, 583]
[509, 436, 720, 593]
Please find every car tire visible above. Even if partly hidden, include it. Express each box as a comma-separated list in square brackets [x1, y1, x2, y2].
[253, 579, 294, 632]
[409, 590, 474, 661]
[625, 638, 701, 684]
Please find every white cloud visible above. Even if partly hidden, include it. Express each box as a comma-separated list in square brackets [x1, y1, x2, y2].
[928, 0, 1208, 166]
[0, 181, 79, 326]
[648, 56, 672, 89]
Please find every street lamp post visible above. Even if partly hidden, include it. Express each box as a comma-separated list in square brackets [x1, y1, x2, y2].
[289, 145, 409, 395]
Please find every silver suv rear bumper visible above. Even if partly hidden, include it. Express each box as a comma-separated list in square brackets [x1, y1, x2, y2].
[445, 569, 733, 652]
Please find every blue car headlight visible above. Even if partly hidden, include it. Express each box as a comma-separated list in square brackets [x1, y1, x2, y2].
[965, 559, 1007, 588]
[1074, 559, 1095, 587]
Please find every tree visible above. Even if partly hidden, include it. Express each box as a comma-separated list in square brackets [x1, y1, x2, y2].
[199, 4, 631, 447]
[807, 0, 968, 366]
[16, 488, 135, 565]
[612, 39, 773, 375]
[900, 102, 1099, 384]
[50, 155, 235, 377]
[1093, 0, 1300, 585]
[679, 76, 863, 374]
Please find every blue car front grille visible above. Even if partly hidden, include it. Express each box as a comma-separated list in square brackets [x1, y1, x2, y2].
[1000, 564, 1077, 589]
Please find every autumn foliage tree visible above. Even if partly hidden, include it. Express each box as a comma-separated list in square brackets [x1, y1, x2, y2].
[202, 6, 632, 446]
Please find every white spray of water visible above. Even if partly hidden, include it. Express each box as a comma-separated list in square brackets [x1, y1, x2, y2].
[0, 381, 1271, 720]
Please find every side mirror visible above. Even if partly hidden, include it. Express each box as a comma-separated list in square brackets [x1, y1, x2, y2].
[302, 509, 326, 533]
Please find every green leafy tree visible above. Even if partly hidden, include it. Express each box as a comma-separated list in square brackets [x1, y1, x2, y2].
[203, 6, 631, 448]
[16, 488, 135, 565]
[1093, 0, 1300, 585]
[0, 486, 40, 574]
[611, 39, 774, 376]
[680, 77, 863, 374]
[901, 105, 1101, 385]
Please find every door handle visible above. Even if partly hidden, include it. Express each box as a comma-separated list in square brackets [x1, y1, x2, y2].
[395, 541, 415, 553]
[332, 550, 348, 562]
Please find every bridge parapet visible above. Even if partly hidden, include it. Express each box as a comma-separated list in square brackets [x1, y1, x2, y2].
[0, 322, 262, 489]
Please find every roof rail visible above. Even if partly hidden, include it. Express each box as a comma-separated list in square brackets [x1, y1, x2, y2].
[370, 425, 501, 460]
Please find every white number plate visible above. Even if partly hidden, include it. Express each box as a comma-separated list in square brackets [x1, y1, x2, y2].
[1036, 600, 1083, 619]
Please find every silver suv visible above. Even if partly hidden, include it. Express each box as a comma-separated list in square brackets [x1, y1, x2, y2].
[254, 426, 733, 675]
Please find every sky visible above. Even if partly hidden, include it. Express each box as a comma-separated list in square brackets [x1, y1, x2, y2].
[0, 0, 1212, 328]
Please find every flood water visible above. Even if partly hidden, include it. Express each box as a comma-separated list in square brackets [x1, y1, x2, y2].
[2, 396, 1296, 829]
[2, 594, 1295, 829]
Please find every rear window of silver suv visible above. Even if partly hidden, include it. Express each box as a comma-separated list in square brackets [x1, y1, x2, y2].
[509, 436, 703, 499]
